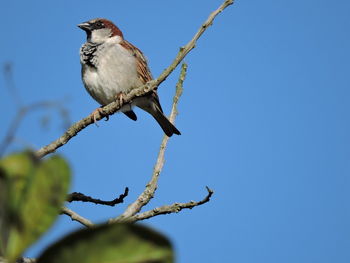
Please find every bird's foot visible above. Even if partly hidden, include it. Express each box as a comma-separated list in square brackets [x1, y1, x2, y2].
[115, 92, 126, 105]
[90, 107, 108, 126]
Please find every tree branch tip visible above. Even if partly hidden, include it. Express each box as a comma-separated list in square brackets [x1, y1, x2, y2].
[205, 186, 214, 194]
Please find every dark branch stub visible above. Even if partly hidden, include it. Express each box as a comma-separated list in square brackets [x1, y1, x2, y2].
[198, 186, 214, 206]
[67, 187, 129, 206]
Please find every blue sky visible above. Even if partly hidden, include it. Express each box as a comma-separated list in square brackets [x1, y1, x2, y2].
[1, 0, 350, 262]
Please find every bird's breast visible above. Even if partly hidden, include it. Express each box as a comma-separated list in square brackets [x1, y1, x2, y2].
[81, 42, 142, 105]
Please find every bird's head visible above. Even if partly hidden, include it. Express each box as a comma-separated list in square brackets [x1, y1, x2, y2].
[78, 18, 123, 43]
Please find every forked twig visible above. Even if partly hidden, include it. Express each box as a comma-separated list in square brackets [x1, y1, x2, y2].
[111, 63, 187, 223]
[127, 187, 214, 222]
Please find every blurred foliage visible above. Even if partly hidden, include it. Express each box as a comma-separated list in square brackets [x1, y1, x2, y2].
[0, 152, 173, 263]
[0, 152, 71, 263]
[37, 223, 173, 263]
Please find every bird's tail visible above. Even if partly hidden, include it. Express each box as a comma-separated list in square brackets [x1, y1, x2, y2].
[151, 108, 181, 137]
[135, 94, 181, 137]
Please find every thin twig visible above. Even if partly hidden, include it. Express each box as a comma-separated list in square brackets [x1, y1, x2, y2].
[111, 63, 187, 223]
[61, 207, 93, 228]
[3, 62, 22, 108]
[156, 0, 234, 85]
[126, 187, 214, 223]
[0, 109, 25, 157]
[0, 101, 70, 157]
[67, 187, 129, 206]
[1, 62, 71, 156]
[35, 0, 234, 159]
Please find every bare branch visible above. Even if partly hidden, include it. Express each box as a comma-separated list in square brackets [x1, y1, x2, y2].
[156, 0, 234, 85]
[67, 187, 129, 206]
[111, 63, 187, 223]
[127, 187, 214, 222]
[35, 0, 234, 159]
[3, 62, 22, 108]
[61, 207, 93, 228]
[1, 62, 71, 156]
[0, 109, 25, 157]
[0, 101, 70, 157]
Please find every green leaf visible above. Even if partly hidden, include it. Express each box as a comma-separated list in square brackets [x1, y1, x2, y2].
[0, 152, 71, 263]
[37, 223, 173, 263]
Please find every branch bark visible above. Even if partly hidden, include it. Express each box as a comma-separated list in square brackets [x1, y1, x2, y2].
[126, 187, 214, 223]
[61, 207, 93, 228]
[67, 187, 129, 206]
[35, 0, 234, 159]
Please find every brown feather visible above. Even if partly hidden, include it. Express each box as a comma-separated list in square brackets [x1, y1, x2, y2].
[100, 18, 124, 38]
[117, 29, 180, 136]
[120, 40, 153, 84]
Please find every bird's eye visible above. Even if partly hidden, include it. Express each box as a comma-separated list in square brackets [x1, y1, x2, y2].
[95, 21, 104, 27]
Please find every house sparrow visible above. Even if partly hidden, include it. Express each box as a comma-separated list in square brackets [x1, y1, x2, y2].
[78, 18, 180, 137]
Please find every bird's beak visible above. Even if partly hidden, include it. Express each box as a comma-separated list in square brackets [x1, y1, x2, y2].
[77, 22, 91, 31]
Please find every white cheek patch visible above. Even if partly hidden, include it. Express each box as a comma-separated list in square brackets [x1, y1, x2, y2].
[90, 28, 112, 43]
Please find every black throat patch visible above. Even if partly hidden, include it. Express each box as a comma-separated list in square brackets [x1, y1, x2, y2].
[80, 42, 101, 68]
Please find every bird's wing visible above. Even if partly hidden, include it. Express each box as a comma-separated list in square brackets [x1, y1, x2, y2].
[120, 40, 153, 84]
[120, 40, 163, 112]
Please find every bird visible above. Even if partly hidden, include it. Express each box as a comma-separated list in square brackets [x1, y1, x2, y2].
[77, 18, 181, 137]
